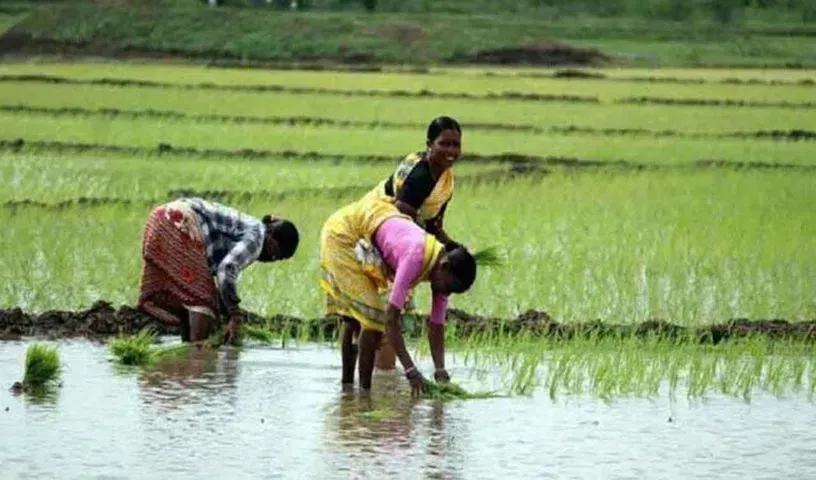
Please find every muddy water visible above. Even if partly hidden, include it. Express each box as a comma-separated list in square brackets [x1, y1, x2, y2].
[2, 340, 815, 479]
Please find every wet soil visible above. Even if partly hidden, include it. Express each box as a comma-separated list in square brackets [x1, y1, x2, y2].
[2, 301, 815, 344]
[449, 41, 610, 67]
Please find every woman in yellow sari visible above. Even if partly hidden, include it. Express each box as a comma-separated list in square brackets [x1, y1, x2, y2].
[366, 116, 464, 369]
[368, 115, 463, 249]
[318, 194, 477, 396]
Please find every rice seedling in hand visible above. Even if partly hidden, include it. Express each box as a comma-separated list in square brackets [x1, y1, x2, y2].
[421, 378, 501, 401]
[472, 246, 506, 267]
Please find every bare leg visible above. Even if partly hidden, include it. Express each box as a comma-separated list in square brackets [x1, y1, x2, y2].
[375, 343, 397, 371]
[357, 329, 382, 391]
[341, 317, 361, 385]
[188, 311, 214, 342]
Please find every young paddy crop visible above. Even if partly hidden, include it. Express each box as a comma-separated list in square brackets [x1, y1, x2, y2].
[0, 150, 501, 205]
[0, 63, 813, 102]
[443, 333, 816, 402]
[2, 168, 813, 324]
[1, 81, 814, 134]
[2, 112, 814, 166]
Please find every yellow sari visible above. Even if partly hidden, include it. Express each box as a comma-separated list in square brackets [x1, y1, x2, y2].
[368, 152, 455, 228]
[318, 193, 445, 333]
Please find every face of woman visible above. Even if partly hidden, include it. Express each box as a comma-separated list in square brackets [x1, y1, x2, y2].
[427, 128, 462, 171]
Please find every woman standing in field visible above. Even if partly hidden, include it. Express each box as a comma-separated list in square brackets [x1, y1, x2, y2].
[364, 115, 466, 369]
[138, 197, 300, 345]
[370, 115, 464, 249]
[318, 195, 477, 395]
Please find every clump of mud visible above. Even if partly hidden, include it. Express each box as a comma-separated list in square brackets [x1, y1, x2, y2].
[2, 302, 815, 344]
[451, 41, 610, 66]
[0, 301, 168, 340]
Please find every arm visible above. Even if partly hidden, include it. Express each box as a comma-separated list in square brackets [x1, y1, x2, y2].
[386, 243, 430, 394]
[216, 226, 264, 320]
[425, 201, 457, 248]
[428, 291, 449, 382]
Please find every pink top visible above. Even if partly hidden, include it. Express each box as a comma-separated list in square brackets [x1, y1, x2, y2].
[373, 217, 448, 325]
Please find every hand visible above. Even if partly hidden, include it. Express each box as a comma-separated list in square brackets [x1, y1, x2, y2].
[223, 314, 242, 345]
[405, 367, 426, 397]
[434, 368, 450, 383]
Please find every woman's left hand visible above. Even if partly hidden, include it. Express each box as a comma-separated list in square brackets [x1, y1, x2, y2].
[434, 369, 451, 383]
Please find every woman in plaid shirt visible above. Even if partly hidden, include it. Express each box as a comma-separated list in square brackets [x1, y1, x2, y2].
[138, 197, 300, 344]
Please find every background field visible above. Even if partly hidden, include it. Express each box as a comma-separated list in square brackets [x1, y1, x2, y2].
[1, 3, 816, 68]
[1, 61, 814, 326]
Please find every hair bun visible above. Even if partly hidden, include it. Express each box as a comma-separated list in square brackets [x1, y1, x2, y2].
[262, 214, 273, 224]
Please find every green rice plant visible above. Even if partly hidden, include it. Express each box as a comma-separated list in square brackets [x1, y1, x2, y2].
[109, 326, 159, 366]
[0, 150, 499, 205]
[19, 343, 62, 391]
[109, 326, 233, 368]
[472, 246, 507, 267]
[1, 64, 814, 102]
[421, 379, 501, 401]
[2, 112, 815, 167]
[1, 82, 813, 135]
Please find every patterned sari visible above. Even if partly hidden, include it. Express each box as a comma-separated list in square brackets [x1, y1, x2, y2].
[318, 194, 444, 333]
[138, 200, 218, 327]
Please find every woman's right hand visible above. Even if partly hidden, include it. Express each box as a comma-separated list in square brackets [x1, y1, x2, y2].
[406, 368, 426, 397]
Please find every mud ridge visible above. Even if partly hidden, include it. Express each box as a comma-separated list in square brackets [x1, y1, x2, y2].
[2, 301, 815, 344]
[201, 63, 814, 87]
[0, 74, 600, 104]
[447, 42, 610, 67]
[0, 137, 624, 167]
[4, 105, 816, 142]
[546, 69, 816, 86]
[618, 96, 816, 109]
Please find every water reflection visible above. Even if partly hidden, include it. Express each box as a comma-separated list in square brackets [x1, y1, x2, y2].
[137, 345, 241, 413]
[323, 376, 468, 479]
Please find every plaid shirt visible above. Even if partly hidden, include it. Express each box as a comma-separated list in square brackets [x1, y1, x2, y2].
[183, 197, 265, 316]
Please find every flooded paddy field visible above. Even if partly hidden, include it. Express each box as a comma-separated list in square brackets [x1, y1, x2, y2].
[1, 60, 814, 478]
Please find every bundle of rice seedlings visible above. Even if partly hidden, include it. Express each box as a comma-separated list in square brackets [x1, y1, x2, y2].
[16, 344, 62, 392]
[472, 246, 507, 267]
[110, 327, 159, 366]
[422, 378, 500, 401]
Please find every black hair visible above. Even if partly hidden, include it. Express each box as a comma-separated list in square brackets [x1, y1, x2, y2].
[426, 116, 461, 143]
[446, 246, 477, 294]
[263, 215, 300, 259]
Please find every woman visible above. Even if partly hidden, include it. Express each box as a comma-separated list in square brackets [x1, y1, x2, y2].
[138, 197, 300, 345]
[319, 193, 477, 396]
[368, 115, 463, 249]
[364, 115, 465, 369]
